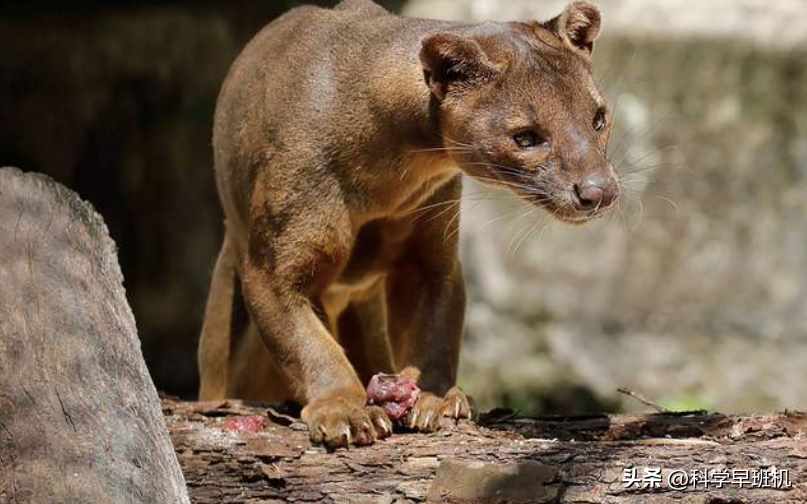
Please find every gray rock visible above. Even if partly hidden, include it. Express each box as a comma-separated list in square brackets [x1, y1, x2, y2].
[0, 168, 189, 503]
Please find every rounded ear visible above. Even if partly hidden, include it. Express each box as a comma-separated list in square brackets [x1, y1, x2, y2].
[543, 1, 602, 57]
[419, 33, 498, 101]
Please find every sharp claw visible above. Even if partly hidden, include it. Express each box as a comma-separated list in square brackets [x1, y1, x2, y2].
[454, 401, 460, 419]
[409, 410, 419, 429]
[363, 421, 375, 440]
[343, 426, 351, 447]
[376, 417, 390, 435]
[423, 411, 433, 429]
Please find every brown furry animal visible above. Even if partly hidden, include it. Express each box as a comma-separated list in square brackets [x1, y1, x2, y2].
[198, 0, 619, 449]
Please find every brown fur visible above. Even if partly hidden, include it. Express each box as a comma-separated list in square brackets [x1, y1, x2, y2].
[198, 0, 619, 448]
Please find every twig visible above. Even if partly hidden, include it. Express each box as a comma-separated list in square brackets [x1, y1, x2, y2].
[617, 387, 670, 413]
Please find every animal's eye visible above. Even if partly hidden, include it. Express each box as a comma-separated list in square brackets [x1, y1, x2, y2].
[593, 107, 607, 132]
[513, 131, 545, 149]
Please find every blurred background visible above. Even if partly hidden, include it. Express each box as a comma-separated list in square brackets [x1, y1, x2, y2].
[2, 0, 805, 414]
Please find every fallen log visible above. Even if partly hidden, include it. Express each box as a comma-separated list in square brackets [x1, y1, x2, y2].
[165, 398, 807, 504]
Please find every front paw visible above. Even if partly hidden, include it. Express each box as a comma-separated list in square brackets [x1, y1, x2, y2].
[302, 396, 392, 450]
[406, 386, 473, 432]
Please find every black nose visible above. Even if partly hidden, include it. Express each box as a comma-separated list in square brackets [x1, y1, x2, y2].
[574, 175, 617, 210]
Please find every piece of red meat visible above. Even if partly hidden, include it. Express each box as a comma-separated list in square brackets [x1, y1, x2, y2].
[366, 373, 420, 422]
[222, 415, 267, 433]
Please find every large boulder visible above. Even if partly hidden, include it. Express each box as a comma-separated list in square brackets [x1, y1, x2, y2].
[0, 168, 189, 503]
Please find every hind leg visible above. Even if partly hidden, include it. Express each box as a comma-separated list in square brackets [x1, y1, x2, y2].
[198, 231, 294, 402]
[227, 317, 293, 403]
[198, 233, 238, 400]
[335, 279, 396, 387]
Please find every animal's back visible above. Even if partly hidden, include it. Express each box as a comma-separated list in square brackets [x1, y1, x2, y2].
[212, 2, 403, 233]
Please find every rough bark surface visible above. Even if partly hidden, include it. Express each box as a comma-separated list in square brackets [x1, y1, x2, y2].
[166, 399, 807, 504]
[0, 167, 189, 503]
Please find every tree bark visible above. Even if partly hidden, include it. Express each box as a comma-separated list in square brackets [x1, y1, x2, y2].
[0, 167, 189, 504]
[166, 399, 807, 504]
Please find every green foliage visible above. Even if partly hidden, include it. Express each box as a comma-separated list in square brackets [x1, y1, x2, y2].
[659, 394, 713, 413]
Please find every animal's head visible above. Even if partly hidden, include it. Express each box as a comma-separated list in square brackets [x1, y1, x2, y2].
[420, 1, 619, 223]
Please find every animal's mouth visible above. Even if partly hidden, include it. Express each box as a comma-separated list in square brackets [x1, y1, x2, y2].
[466, 166, 618, 224]
[529, 192, 616, 225]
